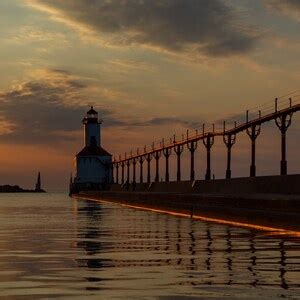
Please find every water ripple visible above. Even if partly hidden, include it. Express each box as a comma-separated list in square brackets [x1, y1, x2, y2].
[0, 193, 299, 299]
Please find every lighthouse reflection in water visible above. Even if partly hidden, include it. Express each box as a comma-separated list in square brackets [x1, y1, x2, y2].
[0, 193, 299, 299]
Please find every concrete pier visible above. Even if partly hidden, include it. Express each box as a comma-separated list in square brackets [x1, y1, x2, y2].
[73, 174, 300, 232]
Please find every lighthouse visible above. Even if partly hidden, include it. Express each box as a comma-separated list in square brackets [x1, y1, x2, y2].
[72, 106, 112, 193]
[83, 106, 101, 147]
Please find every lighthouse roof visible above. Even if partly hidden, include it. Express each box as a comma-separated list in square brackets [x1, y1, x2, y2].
[76, 145, 112, 157]
[87, 106, 97, 115]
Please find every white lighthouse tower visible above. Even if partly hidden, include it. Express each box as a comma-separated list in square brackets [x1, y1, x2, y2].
[83, 106, 101, 147]
[72, 106, 112, 192]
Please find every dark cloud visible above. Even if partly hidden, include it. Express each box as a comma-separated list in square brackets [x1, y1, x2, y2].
[128, 117, 193, 127]
[106, 116, 203, 130]
[51, 69, 71, 75]
[265, 0, 300, 21]
[34, 0, 259, 57]
[0, 70, 111, 144]
[0, 69, 200, 144]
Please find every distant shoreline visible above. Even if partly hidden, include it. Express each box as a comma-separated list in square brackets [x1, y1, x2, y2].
[0, 185, 46, 193]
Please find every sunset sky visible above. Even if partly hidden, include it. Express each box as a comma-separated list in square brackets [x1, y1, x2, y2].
[0, 0, 299, 190]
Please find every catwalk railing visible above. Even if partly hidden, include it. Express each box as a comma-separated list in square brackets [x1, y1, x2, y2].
[111, 94, 300, 184]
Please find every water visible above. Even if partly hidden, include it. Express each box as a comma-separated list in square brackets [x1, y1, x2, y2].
[0, 193, 299, 299]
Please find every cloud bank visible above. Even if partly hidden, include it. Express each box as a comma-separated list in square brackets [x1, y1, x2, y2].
[0, 69, 199, 144]
[0, 69, 106, 143]
[265, 0, 300, 21]
[29, 0, 259, 57]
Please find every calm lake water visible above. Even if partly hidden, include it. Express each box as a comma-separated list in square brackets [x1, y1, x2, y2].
[0, 193, 299, 299]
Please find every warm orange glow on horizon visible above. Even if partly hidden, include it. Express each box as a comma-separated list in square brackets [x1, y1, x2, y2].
[0, 143, 74, 189]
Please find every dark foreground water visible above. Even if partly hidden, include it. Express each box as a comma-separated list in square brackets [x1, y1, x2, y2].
[0, 193, 299, 299]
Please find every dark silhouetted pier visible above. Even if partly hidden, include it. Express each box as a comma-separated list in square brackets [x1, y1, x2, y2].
[73, 94, 300, 231]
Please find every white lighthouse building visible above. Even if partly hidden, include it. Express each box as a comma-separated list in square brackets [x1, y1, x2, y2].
[72, 106, 112, 192]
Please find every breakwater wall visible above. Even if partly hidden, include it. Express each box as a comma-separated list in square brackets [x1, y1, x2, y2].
[110, 174, 300, 194]
[74, 175, 300, 231]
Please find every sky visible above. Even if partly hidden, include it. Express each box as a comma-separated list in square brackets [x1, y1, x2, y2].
[0, 0, 299, 190]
